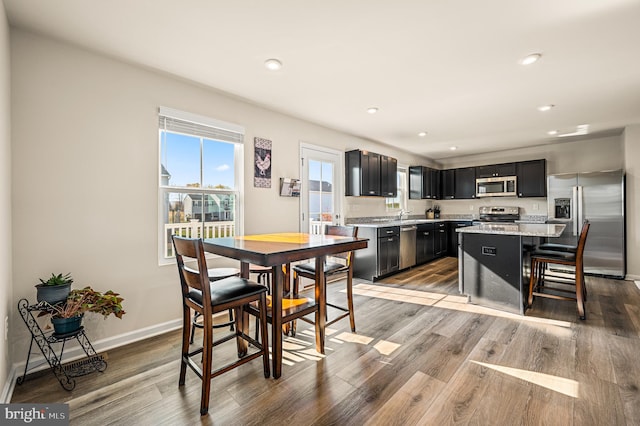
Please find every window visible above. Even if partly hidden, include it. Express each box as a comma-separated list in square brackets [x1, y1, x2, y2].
[386, 167, 408, 211]
[158, 107, 244, 262]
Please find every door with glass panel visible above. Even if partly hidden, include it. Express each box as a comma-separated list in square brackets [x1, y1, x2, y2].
[300, 144, 342, 235]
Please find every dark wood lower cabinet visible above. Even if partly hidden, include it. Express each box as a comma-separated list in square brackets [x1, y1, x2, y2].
[416, 223, 435, 264]
[434, 222, 448, 257]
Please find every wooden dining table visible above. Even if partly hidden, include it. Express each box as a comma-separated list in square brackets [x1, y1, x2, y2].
[203, 232, 368, 378]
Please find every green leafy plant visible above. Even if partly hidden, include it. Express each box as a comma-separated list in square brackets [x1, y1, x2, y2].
[38, 272, 74, 287]
[45, 286, 126, 319]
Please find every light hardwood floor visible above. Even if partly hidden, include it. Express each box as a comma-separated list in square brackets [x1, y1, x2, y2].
[11, 257, 640, 425]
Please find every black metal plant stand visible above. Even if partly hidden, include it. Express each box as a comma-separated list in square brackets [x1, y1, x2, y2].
[17, 298, 107, 391]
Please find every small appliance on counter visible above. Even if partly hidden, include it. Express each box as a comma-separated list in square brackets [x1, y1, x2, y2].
[426, 208, 434, 219]
[433, 205, 441, 219]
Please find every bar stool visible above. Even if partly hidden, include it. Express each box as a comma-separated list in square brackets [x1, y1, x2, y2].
[291, 225, 358, 335]
[189, 267, 240, 344]
[172, 236, 269, 415]
[250, 264, 272, 294]
[527, 221, 590, 319]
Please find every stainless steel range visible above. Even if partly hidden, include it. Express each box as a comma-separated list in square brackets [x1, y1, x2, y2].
[473, 206, 520, 224]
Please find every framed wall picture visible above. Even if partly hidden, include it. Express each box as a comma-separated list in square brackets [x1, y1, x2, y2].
[254, 137, 272, 188]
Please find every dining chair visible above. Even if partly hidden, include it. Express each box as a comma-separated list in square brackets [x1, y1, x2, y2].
[172, 236, 269, 416]
[527, 220, 590, 319]
[291, 225, 358, 334]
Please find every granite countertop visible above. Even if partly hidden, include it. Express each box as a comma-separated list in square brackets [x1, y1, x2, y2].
[348, 217, 474, 228]
[456, 223, 565, 237]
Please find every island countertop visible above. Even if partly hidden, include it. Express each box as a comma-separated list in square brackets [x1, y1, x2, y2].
[456, 223, 565, 237]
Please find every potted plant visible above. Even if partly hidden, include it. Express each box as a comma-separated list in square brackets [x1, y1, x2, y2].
[35, 272, 74, 305]
[45, 286, 126, 335]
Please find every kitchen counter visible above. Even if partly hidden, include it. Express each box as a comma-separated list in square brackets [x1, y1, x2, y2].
[457, 223, 565, 237]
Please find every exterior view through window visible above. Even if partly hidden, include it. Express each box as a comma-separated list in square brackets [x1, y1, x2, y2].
[159, 124, 240, 260]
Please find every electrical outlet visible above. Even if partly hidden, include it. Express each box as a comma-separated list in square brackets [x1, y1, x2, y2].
[533, 203, 539, 210]
[469, 205, 474, 211]
[4, 316, 8, 341]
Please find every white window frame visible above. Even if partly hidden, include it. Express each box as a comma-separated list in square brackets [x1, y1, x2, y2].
[157, 107, 244, 265]
[386, 165, 408, 212]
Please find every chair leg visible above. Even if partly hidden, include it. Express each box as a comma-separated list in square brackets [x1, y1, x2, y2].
[576, 264, 586, 320]
[527, 258, 537, 308]
[236, 306, 248, 357]
[286, 271, 301, 337]
[190, 312, 199, 345]
[347, 267, 356, 332]
[179, 307, 190, 386]
[200, 311, 214, 416]
[259, 293, 270, 378]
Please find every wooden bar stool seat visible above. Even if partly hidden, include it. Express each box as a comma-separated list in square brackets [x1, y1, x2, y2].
[188, 267, 240, 344]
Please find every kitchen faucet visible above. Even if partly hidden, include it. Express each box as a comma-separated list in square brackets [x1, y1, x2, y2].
[398, 210, 411, 220]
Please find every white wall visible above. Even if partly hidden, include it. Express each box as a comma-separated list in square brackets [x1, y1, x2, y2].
[438, 134, 624, 174]
[0, 0, 12, 402]
[624, 125, 640, 279]
[9, 29, 431, 362]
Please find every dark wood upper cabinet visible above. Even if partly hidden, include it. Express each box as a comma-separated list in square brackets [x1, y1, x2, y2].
[476, 162, 516, 178]
[380, 155, 397, 197]
[441, 169, 455, 199]
[409, 166, 439, 199]
[454, 167, 476, 199]
[345, 149, 397, 197]
[516, 159, 546, 197]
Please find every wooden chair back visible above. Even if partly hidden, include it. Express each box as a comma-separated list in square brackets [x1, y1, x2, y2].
[325, 225, 358, 263]
[575, 220, 591, 263]
[172, 236, 211, 310]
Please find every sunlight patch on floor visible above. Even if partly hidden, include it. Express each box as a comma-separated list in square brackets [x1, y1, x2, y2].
[635, 280, 640, 291]
[373, 340, 401, 356]
[335, 332, 374, 345]
[471, 360, 579, 398]
[277, 328, 402, 367]
[352, 284, 573, 329]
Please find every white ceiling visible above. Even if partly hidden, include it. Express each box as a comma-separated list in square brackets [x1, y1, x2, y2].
[5, 0, 640, 160]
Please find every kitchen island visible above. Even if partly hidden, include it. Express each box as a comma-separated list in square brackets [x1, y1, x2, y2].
[457, 223, 565, 315]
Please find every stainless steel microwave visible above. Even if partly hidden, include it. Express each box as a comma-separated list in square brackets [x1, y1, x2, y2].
[476, 176, 517, 197]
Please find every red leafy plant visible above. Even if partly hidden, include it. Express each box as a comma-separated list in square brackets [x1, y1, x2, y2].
[44, 286, 126, 319]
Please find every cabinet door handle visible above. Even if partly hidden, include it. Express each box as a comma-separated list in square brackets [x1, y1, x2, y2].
[386, 230, 394, 234]
[388, 238, 394, 242]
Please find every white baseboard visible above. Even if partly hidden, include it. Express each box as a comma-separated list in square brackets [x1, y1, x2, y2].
[1, 368, 17, 404]
[626, 273, 640, 281]
[3, 318, 182, 403]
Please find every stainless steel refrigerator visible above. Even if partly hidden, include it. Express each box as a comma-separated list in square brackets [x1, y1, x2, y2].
[547, 170, 625, 278]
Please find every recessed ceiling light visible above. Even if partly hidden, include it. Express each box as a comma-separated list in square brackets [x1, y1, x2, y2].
[367, 107, 379, 114]
[418, 131, 427, 137]
[548, 130, 558, 135]
[520, 53, 542, 65]
[450, 146, 457, 151]
[537, 104, 555, 112]
[264, 58, 282, 71]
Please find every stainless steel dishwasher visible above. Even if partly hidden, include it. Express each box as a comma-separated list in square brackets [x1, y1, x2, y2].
[399, 225, 417, 269]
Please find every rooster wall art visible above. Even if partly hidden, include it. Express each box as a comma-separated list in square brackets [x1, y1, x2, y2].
[254, 137, 272, 188]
